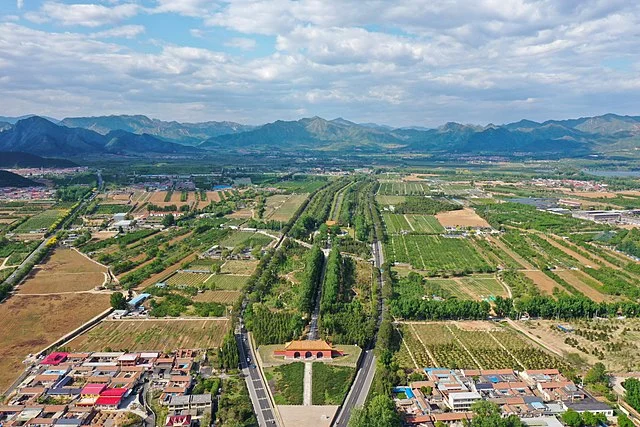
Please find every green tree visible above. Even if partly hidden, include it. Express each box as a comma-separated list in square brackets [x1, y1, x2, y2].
[348, 395, 401, 427]
[618, 414, 634, 427]
[162, 213, 175, 227]
[584, 362, 608, 385]
[467, 401, 525, 427]
[110, 292, 127, 310]
[561, 409, 584, 427]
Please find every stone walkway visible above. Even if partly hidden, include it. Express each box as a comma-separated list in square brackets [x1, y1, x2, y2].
[303, 362, 313, 406]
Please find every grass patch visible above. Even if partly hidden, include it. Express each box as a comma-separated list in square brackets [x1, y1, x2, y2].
[311, 363, 355, 405]
[264, 362, 304, 405]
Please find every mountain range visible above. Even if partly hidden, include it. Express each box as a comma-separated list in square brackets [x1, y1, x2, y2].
[0, 113, 639, 159]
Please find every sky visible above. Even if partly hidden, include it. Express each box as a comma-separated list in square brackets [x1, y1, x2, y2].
[0, 0, 639, 127]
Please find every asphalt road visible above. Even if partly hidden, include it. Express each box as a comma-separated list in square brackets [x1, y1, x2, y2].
[236, 327, 278, 426]
[332, 236, 385, 426]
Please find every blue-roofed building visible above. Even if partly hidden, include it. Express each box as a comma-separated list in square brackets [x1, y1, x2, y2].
[128, 293, 150, 308]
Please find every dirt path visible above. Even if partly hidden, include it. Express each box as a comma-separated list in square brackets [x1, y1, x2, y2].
[505, 319, 563, 357]
[445, 324, 483, 369]
[409, 323, 437, 366]
[396, 325, 419, 369]
[404, 215, 415, 231]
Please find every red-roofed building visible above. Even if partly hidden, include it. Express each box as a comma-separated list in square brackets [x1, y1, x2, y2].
[273, 340, 344, 360]
[80, 383, 107, 398]
[166, 415, 193, 427]
[95, 387, 128, 408]
[41, 352, 68, 366]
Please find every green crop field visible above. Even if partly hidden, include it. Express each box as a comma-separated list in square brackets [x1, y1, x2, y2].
[406, 215, 444, 233]
[204, 274, 249, 290]
[376, 195, 406, 206]
[165, 272, 210, 287]
[383, 213, 411, 233]
[268, 194, 308, 222]
[459, 276, 507, 298]
[378, 181, 433, 195]
[92, 204, 130, 215]
[14, 209, 67, 233]
[384, 212, 445, 234]
[219, 231, 273, 248]
[386, 235, 491, 273]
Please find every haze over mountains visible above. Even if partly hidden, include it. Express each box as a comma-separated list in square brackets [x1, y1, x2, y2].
[0, 113, 639, 159]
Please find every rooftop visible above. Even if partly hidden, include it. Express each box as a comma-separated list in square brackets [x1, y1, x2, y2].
[283, 340, 334, 351]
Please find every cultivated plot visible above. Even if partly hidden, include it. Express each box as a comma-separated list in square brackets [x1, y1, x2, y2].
[387, 235, 490, 273]
[18, 248, 107, 294]
[205, 274, 249, 290]
[436, 208, 490, 228]
[0, 293, 110, 393]
[398, 322, 568, 372]
[66, 318, 230, 352]
[14, 209, 68, 233]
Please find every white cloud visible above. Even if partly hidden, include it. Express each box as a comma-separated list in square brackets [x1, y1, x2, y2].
[91, 25, 145, 39]
[153, 0, 213, 16]
[3, 1, 640, 125]
[26, 2, 139, 27]
[224, 37, 257, 51]
[17, 0, 24, 9]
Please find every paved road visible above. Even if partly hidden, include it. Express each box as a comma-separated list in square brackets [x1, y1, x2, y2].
[333, 349, 376, 427]
[307, 250, 327, 340]
[333, 235, 385, 426]
[236, 326, 278, 426]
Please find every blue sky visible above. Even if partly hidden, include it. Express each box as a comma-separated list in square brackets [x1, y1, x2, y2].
[1, 0, 639, 126]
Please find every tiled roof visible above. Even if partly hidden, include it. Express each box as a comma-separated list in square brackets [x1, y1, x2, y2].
[283, 340, 333, 351]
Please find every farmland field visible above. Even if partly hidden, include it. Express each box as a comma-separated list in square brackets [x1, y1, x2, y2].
[0, 293, 110, 393]
[435, 207, 490, 228]
[520, 318, 640, 371]
[378, 181, 433, 195]
[399, 322, 568, 371]
[219, 231, 273, 248]
[383, 213, 411, 233]
[205, 274, 249, 290]
[165, 272, 210, 287]
[193, 290, 241, 305]
[221, 260, 259, 275]
[268, 194, 308, 222]
[554, 269, 610, 302]
[387, 235, 490, 273]
[376, 195, 406, 206]
[17, 248, 107, 294]
[66, 318, 230, 352]
[406, 214, 444, 233]
[458, 276, 508, 299]
[92, 204, 130, 215]
[13, 209, 68, 233]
